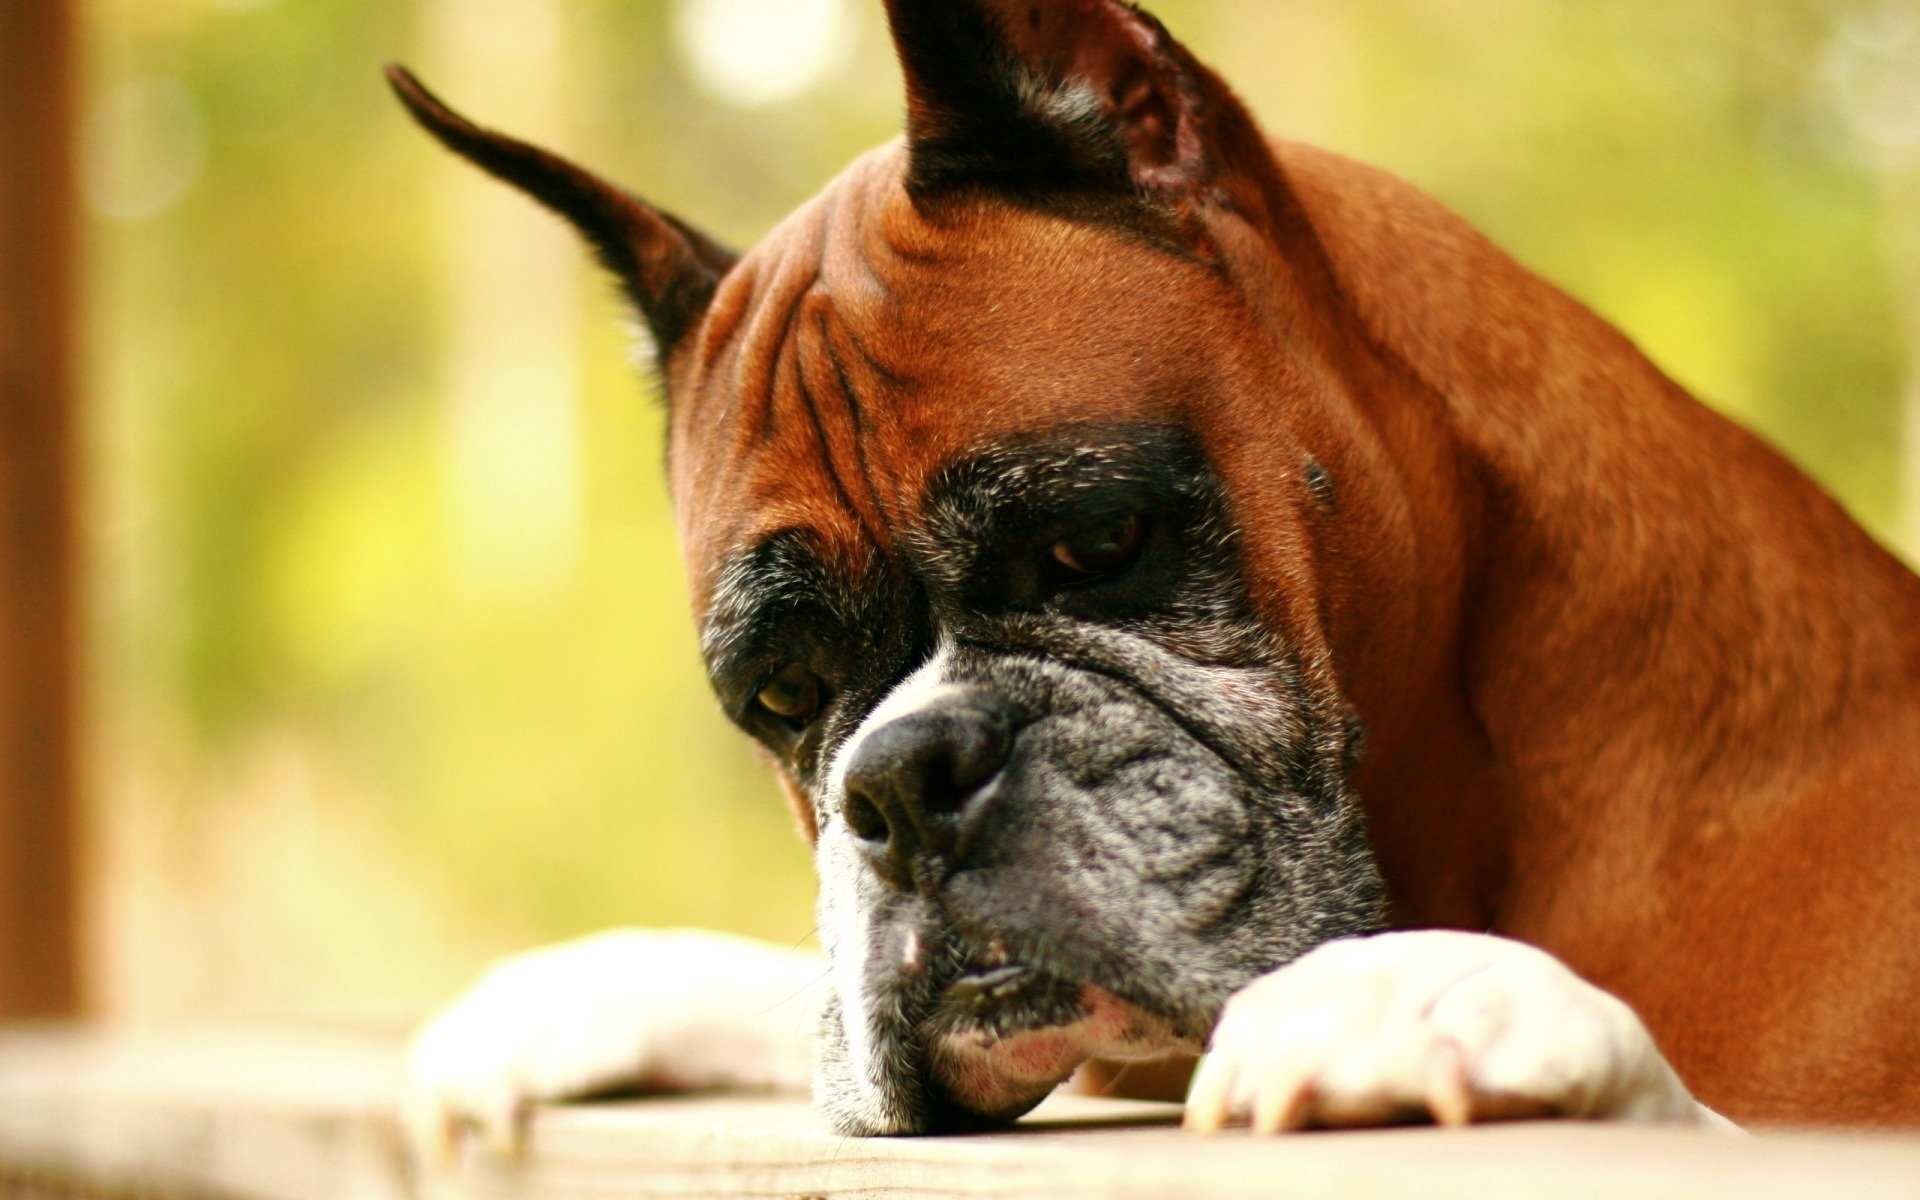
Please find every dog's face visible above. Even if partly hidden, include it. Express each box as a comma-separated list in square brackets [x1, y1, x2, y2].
[675, 164, 1383, 1131]
[393, 0, 1384, 1134]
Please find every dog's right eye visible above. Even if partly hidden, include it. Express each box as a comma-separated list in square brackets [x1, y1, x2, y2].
[756, 663, 823, 727]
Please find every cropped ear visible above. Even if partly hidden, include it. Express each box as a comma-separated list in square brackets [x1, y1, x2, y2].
[385, 65, 735, 364]
[884, 0, 1241, 207]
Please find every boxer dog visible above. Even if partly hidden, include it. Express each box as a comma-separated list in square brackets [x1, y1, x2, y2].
[390, 0, 1920, 1149]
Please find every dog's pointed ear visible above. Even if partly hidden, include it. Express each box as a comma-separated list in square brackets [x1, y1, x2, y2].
[884, 0, 1239, 207]
[385, 65, 735, 365]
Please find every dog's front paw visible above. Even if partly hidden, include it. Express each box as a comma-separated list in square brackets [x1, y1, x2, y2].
[1185, 930, 1729, 1134]
[404, 928, 825, 1161]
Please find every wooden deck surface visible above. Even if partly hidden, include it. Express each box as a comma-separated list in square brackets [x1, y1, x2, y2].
[2, 1024, 1919, 1199]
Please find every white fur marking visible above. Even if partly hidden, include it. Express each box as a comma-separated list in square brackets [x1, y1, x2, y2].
[815, 646, 956, 1126]
[1184, 930, 1732, 1133]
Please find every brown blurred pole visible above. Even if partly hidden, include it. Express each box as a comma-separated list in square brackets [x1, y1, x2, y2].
[0, 0, 84, 1018]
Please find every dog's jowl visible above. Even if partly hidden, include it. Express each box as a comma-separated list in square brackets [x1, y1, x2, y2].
[393, 0, 1920, 1145]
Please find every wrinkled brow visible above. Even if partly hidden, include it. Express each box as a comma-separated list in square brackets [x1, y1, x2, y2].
[699, 530, 876, 692]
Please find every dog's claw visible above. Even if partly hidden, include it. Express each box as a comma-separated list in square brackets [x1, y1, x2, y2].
[402, 1074, 527, 1169]
[1422, 1037, 1473, 1127]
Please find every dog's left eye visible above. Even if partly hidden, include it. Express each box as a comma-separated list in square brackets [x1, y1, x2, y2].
[756, 663, 823, 727]
[1050, 514, 1146, 580]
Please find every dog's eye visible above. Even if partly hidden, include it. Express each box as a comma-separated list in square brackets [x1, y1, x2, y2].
[756, 663, 823, 726]
[1051, 514, 1146, 580]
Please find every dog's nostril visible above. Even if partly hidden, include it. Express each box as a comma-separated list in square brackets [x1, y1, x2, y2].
[844, 792, 889, 842]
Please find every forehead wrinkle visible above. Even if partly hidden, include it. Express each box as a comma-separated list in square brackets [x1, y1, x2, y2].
[726, 212, 824, 448]
[820, 150, 902, 314]
[793, 175, 892, 548]
[689, 315, 894, 630]
[806, 154, 1025, 528]
[814, 312, 876, 495]
[781, 296, 887, 552]
[679, 187, 872, 596]
[817, 144, 1006, 391]
[826, 140, 958, 279]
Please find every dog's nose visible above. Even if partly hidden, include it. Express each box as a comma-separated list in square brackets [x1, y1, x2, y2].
[840, 692, 1015, 882]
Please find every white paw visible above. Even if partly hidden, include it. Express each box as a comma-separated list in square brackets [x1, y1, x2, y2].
[403, 928, 826, 1162]
[1185, 930, 1730, 1133]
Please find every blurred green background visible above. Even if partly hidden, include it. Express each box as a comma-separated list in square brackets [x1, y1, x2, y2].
[82, 0, 1920, 1024]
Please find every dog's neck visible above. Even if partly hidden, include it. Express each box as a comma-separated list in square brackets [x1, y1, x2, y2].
[1267, 141, 1920, 940]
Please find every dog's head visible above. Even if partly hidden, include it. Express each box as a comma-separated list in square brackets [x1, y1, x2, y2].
[392, 0, 1386, 1134]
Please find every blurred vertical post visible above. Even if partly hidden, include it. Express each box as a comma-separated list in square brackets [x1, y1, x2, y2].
[0, 0, 84, 1017]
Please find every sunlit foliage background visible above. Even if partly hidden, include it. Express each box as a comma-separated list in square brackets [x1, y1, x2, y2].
[83, 0, 1920, 1024]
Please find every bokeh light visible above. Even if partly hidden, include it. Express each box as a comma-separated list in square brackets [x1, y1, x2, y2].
[83, 76, 205, 221]
[673, 0, 854, 108]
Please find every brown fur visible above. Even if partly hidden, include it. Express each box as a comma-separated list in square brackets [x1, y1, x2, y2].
[660, 132, 1920, 1126]
[394, 0, 1920, 1129]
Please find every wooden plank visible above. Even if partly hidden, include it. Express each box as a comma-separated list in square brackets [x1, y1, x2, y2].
[4, 1027, 1920, 1199]
[0, 1025, 411, 1200]
[0, 0, 84, 1020]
